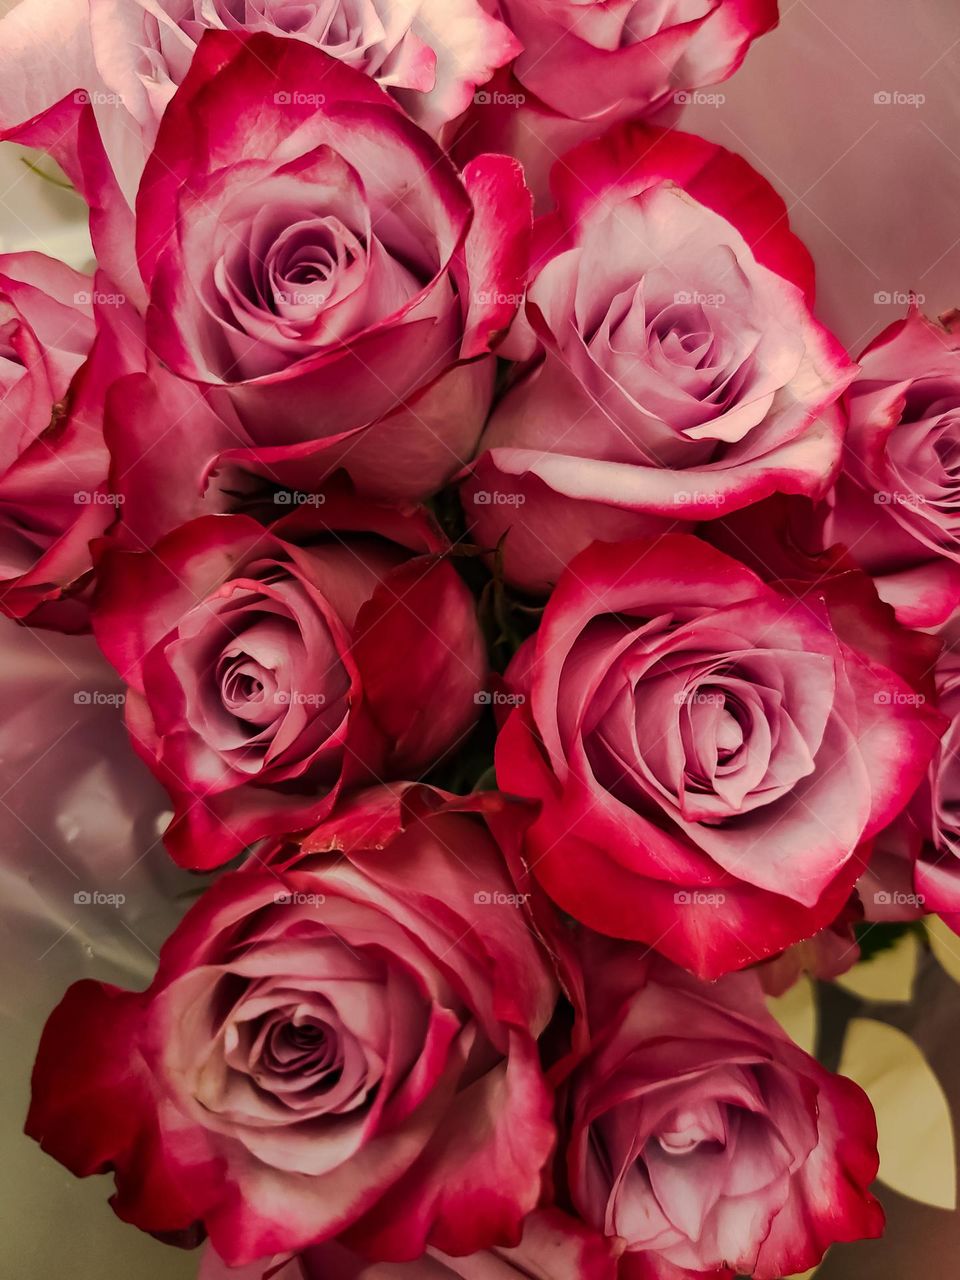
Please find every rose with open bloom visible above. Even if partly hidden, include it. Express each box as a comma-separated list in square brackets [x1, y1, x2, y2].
[91, 496, 486, 866]
[0, 255, 141, 629]
[26, 787, 558, 1265]
[495, 534, 943, 977]
[828, 307, 960, 628]
[3, 30, 531, 498]
[563, 949, 883, 1278]
[0, 0, 519, 216]
[199, 1209, 617, 1279]
[463, 125, 854, 592]
[454, 1, 777, 205]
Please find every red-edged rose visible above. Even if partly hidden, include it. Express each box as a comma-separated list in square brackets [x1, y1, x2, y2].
[91, 497, 486, 866]
[26, 787, 558, 1266]
[828, 306, 960, 628]
[0, 256, 140, 628]
[123, 29, 530, 504]
[495, 534, 943, 977]
[199, 1209, 617, 1279]
[462, 125, 853, 593]
[562, 948, 883, 1278]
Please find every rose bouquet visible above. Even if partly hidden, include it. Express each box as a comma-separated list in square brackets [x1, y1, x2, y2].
[1, 1, 957, 1277]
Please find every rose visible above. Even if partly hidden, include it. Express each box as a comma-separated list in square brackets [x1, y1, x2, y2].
[462, 125, 854, 593]
[906, 635, 960, 930]
[452, 0, 777, 206]
[1, 29, 532, 497]
[113, 30, 527, 504]
[199, 1210, 617, 1279]
[494, 533, 943, 978]
[563, 952, 883, 1278]
[0, 255, 142, 629]
[85, 0, 519, 138]
[26, 787, 558, 1265]
[91, 496, 486, 866]
[827, 307, 960, 628]
[0, 0, 520, 205]
[501, 0, 776, 120]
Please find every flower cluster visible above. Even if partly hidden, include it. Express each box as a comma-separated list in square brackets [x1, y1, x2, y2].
[3, 1, 956, 1276]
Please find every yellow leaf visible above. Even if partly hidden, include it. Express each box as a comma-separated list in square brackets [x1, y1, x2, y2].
[835, 931, 919, 1003]
[767, 975, 817, 1056]
[926, 915, 960, 986]
[839, 1017, 956, 1210]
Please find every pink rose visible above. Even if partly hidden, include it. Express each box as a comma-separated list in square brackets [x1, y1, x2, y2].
[0, 0, 519, 210]
[26, 787, 558, 1265]
[85, 0, 519, 140]
[495, 533, 943, 977]
[454, 1, 777, 205]
[563, 951, 883, 1278]
[910, 638, 960, 930]
[827, 307, 960, 628]
[199, 1209, 617, 1279]
[462, 125, 854, 593]
[126, 30, 530, 503]
[91, 496, 486, 866]
[0, 255, 140, 629]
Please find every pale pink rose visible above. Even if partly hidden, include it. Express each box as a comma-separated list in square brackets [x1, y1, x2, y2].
[453, 0, 778, 206]
[495, 533, 943, 977]
[564, 951, 884, 1278]
[462, 124, 854, 593]
[26, 788, 558, 1266]
[828, 307, 960, 628]
[0, 255, 141, 628]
